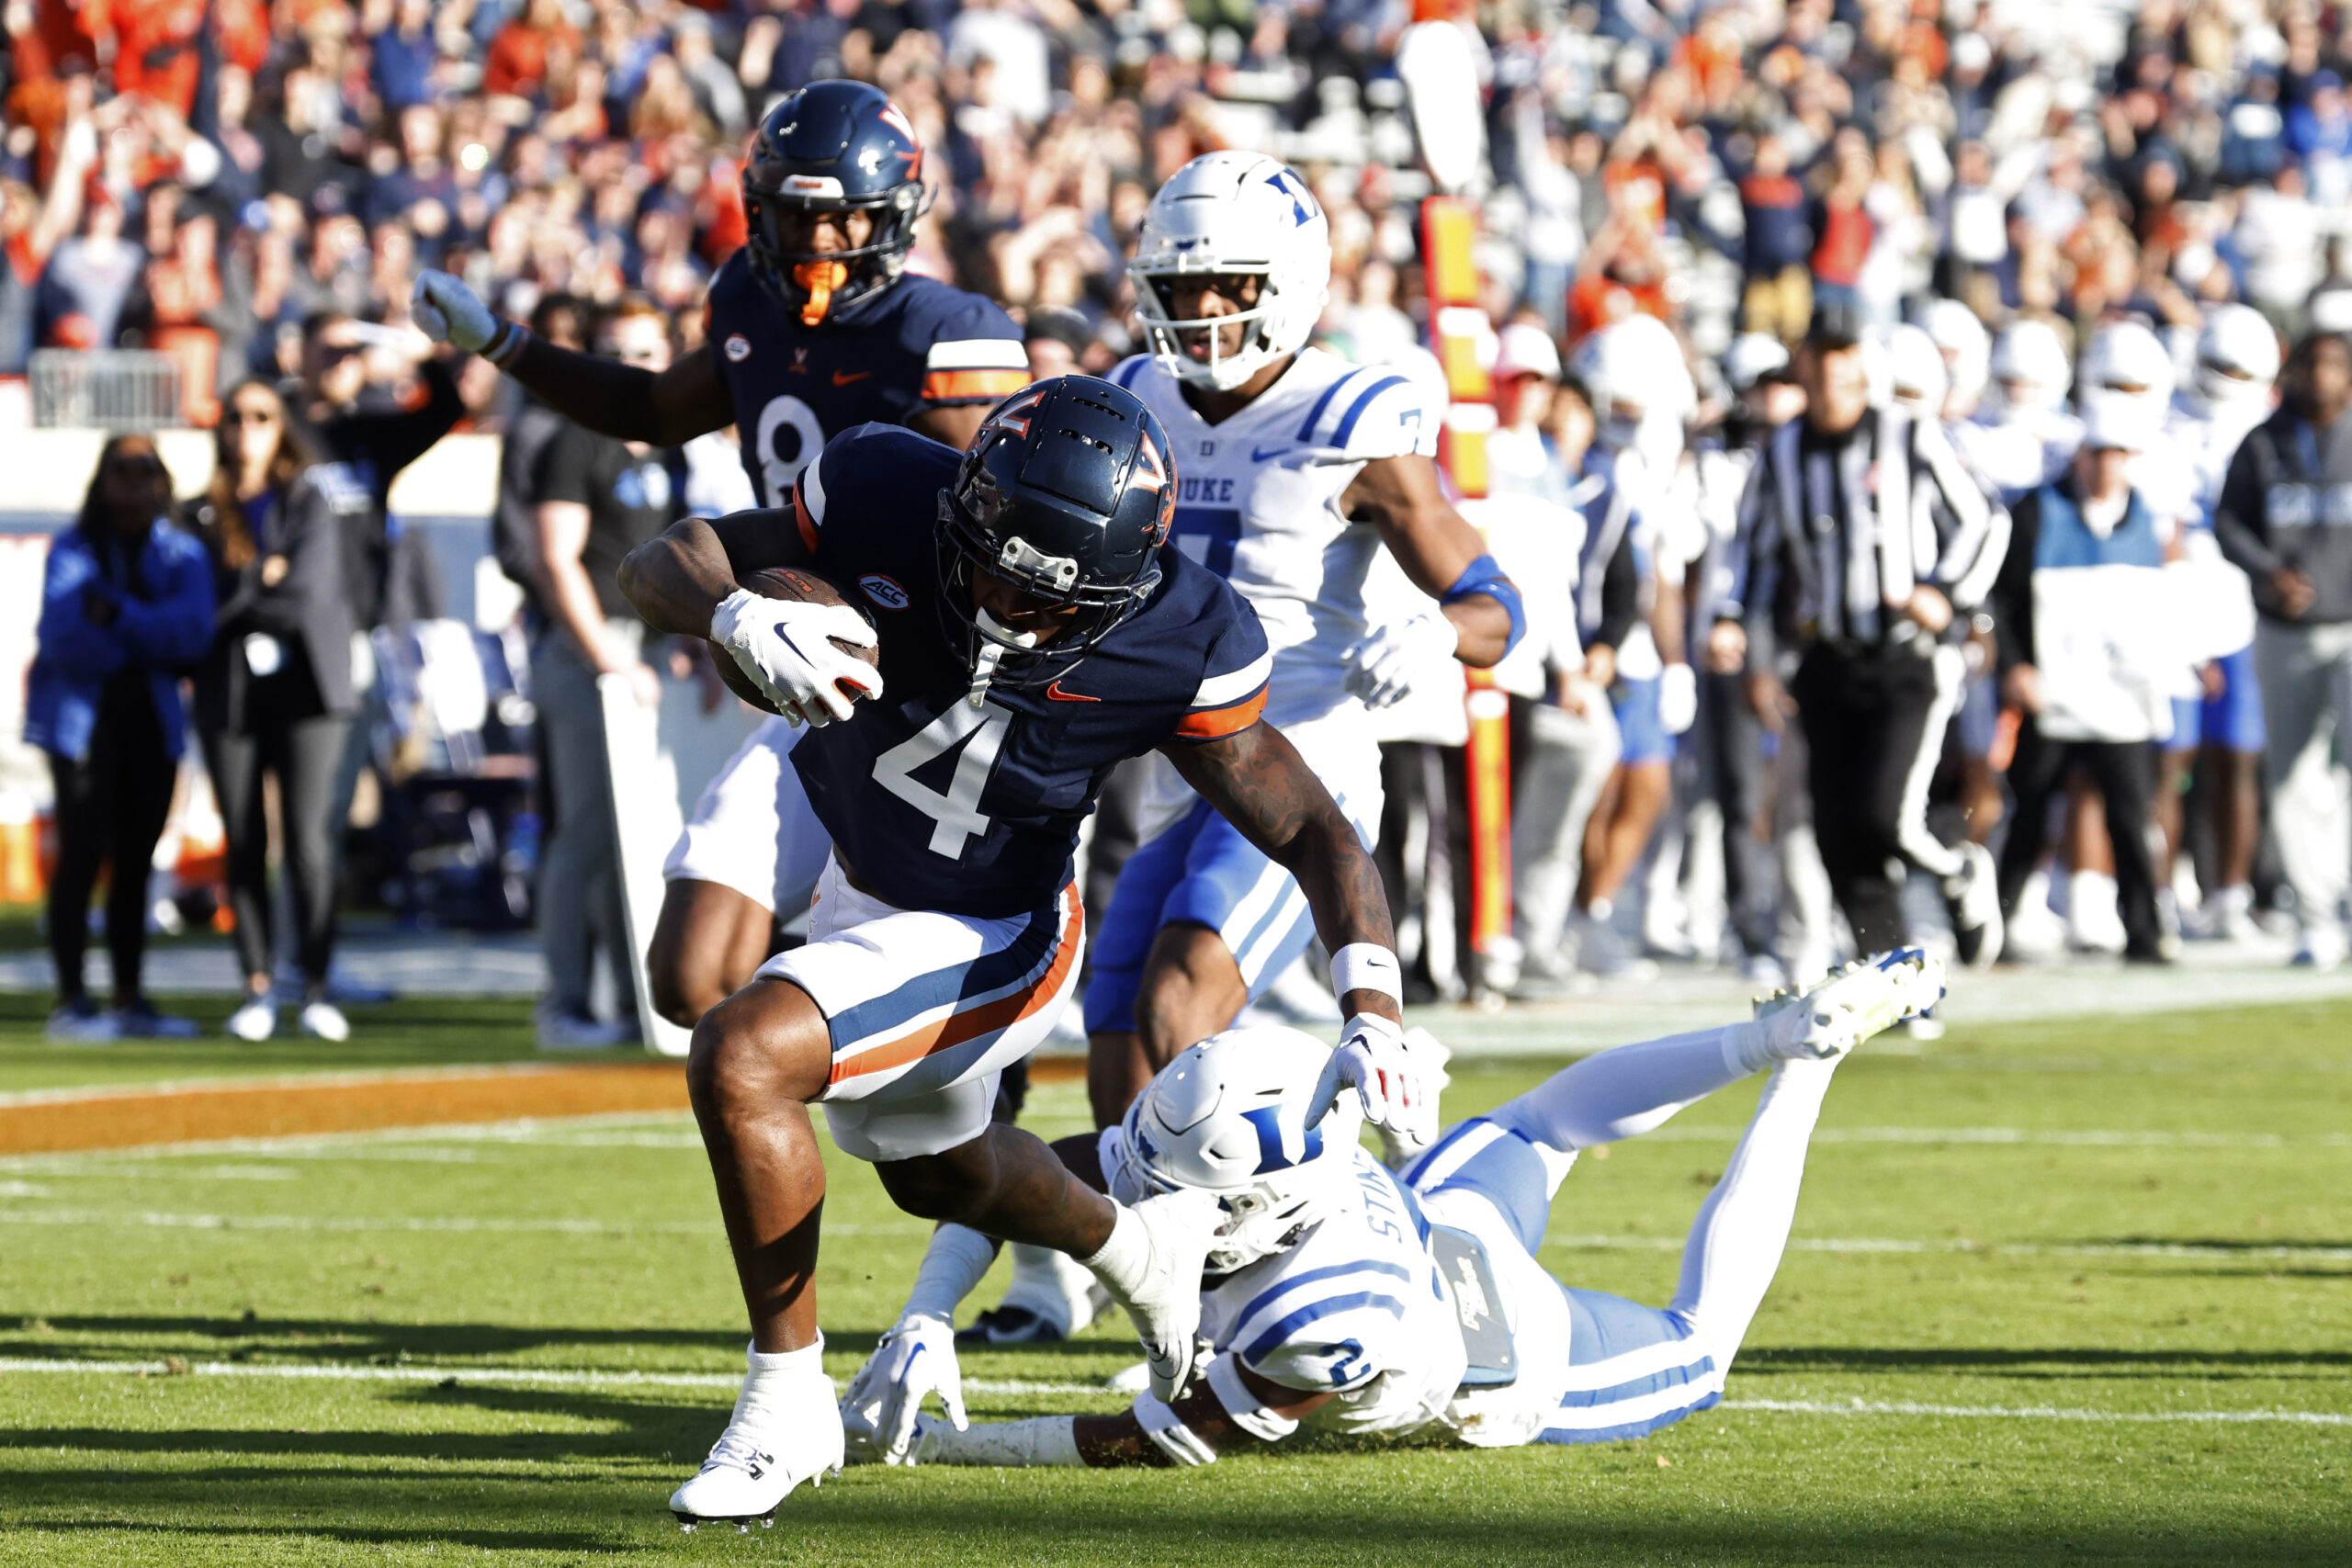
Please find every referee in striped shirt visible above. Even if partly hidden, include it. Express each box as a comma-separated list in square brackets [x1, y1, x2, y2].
[1708, 305, 2010, 966]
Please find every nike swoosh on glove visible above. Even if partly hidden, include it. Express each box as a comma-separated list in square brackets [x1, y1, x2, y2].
[840, 1314, 967, 1466]
[1310, 1013, 1446, 1166]
[1341, 611, 1461, 709]
[410, 270, 497, 355]
[709, 588, 883, 726]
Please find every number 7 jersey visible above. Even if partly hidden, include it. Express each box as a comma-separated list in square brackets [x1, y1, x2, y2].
[784, 424, 1274, 919]
[1107, 346, 1442, 729]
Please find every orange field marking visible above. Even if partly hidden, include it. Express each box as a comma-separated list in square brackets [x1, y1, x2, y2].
[0, 1055, 1088, 1155]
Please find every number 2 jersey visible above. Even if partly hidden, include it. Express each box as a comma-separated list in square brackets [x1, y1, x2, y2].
[785, 423, 1274, 919]
[703, 250, 1028, 509]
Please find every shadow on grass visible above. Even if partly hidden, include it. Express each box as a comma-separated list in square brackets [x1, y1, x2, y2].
[6, 1458, 2351, 1566]
[4, 1517, 629, 1554]
[0, 1314, 1136, 1368]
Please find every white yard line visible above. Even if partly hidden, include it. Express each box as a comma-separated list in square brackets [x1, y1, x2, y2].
[0, 1358, 2342, 1427]
[1545, 1233, 2352, 1262]
[0, 1207, 923, 1236]
[1719, 1397, 2352, 1427]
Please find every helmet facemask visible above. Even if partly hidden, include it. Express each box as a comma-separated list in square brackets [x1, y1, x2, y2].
[1116, 1106, 1354, 1275]
[934, 491, 1159, 701]
[1131, 267, 1292, 392]
[743, 181, 932, 327]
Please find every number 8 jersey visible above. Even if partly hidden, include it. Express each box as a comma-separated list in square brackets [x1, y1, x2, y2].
[786, 424, 1274, 919]
[703, 249, 1029, 509]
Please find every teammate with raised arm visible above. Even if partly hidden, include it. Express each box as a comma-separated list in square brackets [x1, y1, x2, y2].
[614, 376, 1435, 1529]
[841, 950, 1944, 1469]
[410, 81, 1028, 1027]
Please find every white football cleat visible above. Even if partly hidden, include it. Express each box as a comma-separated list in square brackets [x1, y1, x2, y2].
[1753, 947, 1946, 1061]
[1081, 1188, 1219, 1402]
[670, 1343, 843, 1532]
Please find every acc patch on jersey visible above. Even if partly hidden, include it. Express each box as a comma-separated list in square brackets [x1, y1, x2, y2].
[724, 333, 752, 363]
[859, 573, 910, 611]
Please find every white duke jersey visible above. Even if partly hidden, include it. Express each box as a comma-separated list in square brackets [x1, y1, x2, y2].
[1102, 1128, 1464, 1436]
[1109, 348, 1443, 731]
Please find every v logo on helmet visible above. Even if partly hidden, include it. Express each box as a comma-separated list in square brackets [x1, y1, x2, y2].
[983, 387, 1048, 441]
[1242, 1105, 1323, 1174]
[1131, 433, 1169, 493]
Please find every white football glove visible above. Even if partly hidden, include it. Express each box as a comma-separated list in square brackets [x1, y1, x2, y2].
[1341, 611, 1460, 709]
[1309, 1014, 1447, 1165]
[1658, 660, 1698, 735]
[410, 269, 498, 355]
[841, 1313, 967, 1466]
[709, 587, 883, 727]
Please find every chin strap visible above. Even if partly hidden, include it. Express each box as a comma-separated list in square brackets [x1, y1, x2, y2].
[966, 609, 1038, 708]
[794, 260, 850, 326]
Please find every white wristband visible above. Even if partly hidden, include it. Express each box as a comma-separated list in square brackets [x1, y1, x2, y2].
[903, 1223, 999, 1323]
[1329, 943, 1403, 1005]
[1132, 1391, 1219, 1467]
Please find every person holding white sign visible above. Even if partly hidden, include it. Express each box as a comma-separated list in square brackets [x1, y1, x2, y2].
[1988, 397, 2176, 964]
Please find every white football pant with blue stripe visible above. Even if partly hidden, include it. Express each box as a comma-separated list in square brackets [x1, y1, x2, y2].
[1408, 1021, 1840, 1445]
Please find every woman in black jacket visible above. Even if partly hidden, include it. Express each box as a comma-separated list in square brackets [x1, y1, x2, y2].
[186, 379, 359, 1043]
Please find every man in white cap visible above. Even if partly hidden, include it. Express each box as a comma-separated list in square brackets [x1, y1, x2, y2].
[1987, 395, 2177, 964]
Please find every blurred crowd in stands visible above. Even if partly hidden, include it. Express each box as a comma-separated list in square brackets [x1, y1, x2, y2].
[15, 0, 2352, 1044]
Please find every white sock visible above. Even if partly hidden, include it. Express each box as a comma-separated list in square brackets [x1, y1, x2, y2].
[737, 1335, 827, 1428]
[1078, 1202, 1147, 1296]
[1487, 1025, 1763, 1153]
[1667, 1056, 1837, 1360]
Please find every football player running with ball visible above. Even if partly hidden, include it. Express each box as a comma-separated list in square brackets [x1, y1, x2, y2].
[410, 80, 1029, 1028]
[615, 377, 1434, 1529]
[842, 950, 1943, 1469]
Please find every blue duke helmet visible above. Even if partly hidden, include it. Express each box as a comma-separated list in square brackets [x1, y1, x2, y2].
[1114, 1027, 1363, 1275]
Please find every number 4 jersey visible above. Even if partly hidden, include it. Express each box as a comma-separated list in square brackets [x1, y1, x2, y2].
[786, 424, 1274, 919]
[703, 249, 1029, 509]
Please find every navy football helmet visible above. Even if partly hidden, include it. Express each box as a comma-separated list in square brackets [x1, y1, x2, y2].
[939, 377, 1177, 687]
[741, 80, 929, 327]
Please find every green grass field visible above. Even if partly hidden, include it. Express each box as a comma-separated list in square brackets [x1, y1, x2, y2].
[2, 996, 2347, 1566]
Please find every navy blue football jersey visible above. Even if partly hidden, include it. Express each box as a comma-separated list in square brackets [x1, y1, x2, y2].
[704, 252, 1028, 509]
[785, 424, 1273, 919]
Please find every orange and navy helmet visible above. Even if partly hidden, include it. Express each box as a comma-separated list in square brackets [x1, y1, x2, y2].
[938, 376, 1177, 683]
[741, 81, 928, 327]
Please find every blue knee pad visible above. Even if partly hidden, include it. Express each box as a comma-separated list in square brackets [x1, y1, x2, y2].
[1404, 1117, 1557, 1257]
[1081, 799, 1318, 1035]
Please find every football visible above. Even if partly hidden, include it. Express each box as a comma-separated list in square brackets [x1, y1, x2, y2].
[710, 566, 882, 716]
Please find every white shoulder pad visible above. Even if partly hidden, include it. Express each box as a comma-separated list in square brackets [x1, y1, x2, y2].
[1330, 368, 1443, 462]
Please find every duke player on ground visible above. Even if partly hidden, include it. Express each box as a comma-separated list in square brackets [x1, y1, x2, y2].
[410, 80, 1028, 1023]
[613, 377, 1437, 1528]
[960, 152, 1521, 1347]
[841, 950, 1943, 1468]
